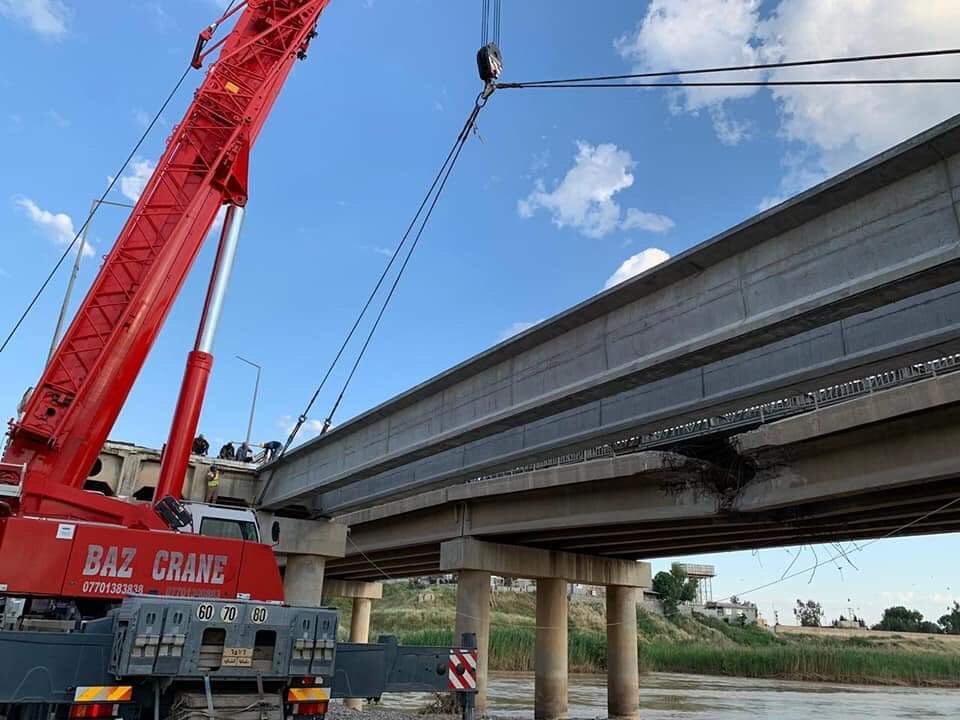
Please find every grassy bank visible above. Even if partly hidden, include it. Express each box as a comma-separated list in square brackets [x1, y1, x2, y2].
[323, 583, 960, 687]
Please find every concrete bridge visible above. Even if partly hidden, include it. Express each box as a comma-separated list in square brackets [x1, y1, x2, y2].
[89, 114, 960, 719]
[259, 112, 960, 518]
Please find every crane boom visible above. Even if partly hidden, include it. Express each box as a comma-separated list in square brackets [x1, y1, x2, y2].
[2, 0, 330, 525]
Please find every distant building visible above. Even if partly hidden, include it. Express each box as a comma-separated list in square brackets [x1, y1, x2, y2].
[643, 562, 761, 625]
[569, 583, 605, 601]
[491, 576, 536, 593]
[698, 600, 759, 625]
[833, 615, 867, 629]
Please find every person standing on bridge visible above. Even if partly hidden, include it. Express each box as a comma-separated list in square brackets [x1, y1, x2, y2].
[262, 440, 282, 462]
[192, 433, 209, 456]
[204, 464, 221, 503]
[217, 442, 235, 461]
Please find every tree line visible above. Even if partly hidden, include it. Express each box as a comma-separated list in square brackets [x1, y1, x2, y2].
[795, 599, 960, 634]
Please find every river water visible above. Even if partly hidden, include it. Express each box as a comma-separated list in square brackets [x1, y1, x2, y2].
[379, 672, 960, 719]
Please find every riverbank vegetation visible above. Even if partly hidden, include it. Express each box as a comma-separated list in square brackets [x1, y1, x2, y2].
[323, 583, 960, 687]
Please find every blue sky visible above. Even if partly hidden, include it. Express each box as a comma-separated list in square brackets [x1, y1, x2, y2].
[1, 0, 959, 625]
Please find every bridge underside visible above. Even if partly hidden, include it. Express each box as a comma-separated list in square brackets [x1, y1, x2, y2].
[327, 376, 960, 581]
[327, 483, 960, 581]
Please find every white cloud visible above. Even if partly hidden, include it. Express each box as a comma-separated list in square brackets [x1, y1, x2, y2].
[519, 141, 632, 238]
[758, 0, 960, 181]
[498, 319, 545, 343]
[15, 197, 93, 257]
[116, 157, 156, 203]
[362, 244, 393, 258]
[44, 110, 68, 128]
[621, 208, 675, 233]
[0, 0, 68, 37]
[604, 248, 670, 290]
[616, 0, 761, 143]
[112, 157, 227, 236]
[519, 141, 675, 239]
[617, 0, 960, 195]
[709, 105, 751, 146]
[278, 415, 327, 441]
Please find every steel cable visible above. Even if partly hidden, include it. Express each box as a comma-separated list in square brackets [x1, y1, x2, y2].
[499, 77, 960, 90]
[0, 64, 193, 354]
[317, 102, 483, 436]
[502, 46, 960, 87]
[256, 97, 488, 505]
[0, 2, 249, 354]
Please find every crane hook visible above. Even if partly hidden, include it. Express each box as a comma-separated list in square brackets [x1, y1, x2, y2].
[477, 42, 503, 99]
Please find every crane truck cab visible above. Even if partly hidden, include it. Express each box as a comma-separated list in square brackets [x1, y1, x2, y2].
[179, 501, 261, 542]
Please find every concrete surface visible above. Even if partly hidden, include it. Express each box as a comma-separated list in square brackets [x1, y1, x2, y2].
[260, 514, 347, 558]
[91, 441, 259, 503]
[282, 555, 326, 607]
[734, 370, 960, 452]
[324, 367, 960, 580]
[454, 570, 491, 713]
[440, 538, 651, 587]
[323, 579, 383, 600]
[344, 597, 374, 711]
[606, 586, 640, 720]
[535, 578, 568, 720]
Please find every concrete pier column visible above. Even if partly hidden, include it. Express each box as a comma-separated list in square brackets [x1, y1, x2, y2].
[282, 555, 326, 606]
[262, 515, 346, 608]
[343, 597, 373, 710]
[535, 577, 568, 720]
[321, 580, 383, 711]
[454, 570, 491, 712]
[440, 538, 650, 720]
[606, 586, 639, 719]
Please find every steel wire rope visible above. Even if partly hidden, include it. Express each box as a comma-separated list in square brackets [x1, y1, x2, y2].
[0, 64, 193, 354]
[499, 46, 960, 87]
[718, 495, 960, 603]
[255, 97, 488, 505]
[481, 0, 489, 45]
[0, 0, 245, 354]
[499, 78, 960, 91]
[316, 100, 484, 438]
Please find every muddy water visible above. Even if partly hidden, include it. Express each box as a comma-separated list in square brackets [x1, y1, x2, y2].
[379, 671, 960, 719]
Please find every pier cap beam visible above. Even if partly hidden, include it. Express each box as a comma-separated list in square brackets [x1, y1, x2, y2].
[440, 538, 651, 587]
[258, 514, 347, 558]
[322, 579, 383, 600]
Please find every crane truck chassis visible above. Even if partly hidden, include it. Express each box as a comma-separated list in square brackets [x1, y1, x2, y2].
[0, 595, 478, 719]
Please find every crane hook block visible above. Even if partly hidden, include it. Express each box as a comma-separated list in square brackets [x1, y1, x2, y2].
[477, 42, 503, 84]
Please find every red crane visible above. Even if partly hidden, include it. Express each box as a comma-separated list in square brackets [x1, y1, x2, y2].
[0, 0, 330, 607]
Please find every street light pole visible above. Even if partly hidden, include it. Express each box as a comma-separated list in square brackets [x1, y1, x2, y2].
[236, 354, 261, 447]
[46, 198, 135, 365]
